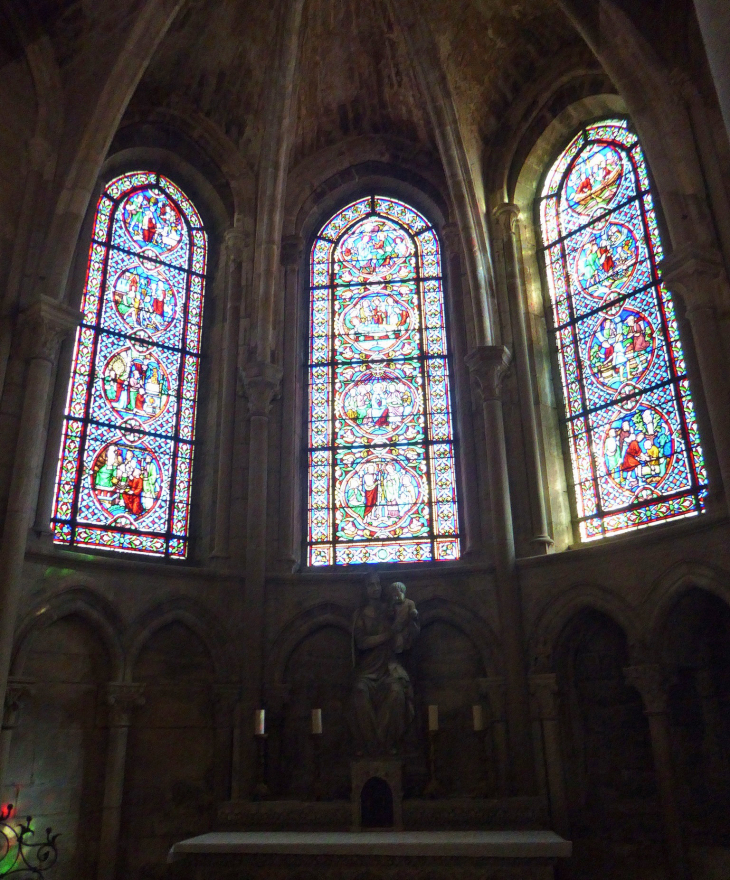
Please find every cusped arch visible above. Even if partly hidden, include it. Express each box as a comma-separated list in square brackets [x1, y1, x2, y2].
[530, 582, 642, 664]
[11, 586, 124, 680]
[125, 596, 234, 683]
[645, 561, 730, 653]
[416, 596, 501, 678]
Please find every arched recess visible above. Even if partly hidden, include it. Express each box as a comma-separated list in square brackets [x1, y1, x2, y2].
[275, 155, 484, 568]
[553, 607, 660, 875]
[654, 586, 730, 845]
[120, 616, 219, 877]
[5, 602, 114, 880]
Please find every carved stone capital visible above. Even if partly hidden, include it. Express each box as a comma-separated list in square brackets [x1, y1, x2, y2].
[659, 246, 726, 311]
[280, 235, 303, 268]
[624, 663, 669, 715]
[224, 228, 247, 263]
[530, 673, 559, 721]
[241, 362, 283, 417]
[440, 223, 462, 256]
[106, 682, 146, 727]
[493, 202, 521, 236]
[20, 297, 79, 363]
[213, 683, 241, 727]
[465, 345, 512, 402]
[2, 677, 35, 730]
[477, 675, 506, 721]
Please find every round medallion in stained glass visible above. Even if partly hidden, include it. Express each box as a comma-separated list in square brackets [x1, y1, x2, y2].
[588, 306, 655, 390]
[565, 143, 624, 216]
[337, 368, 420, 443]
[111, 266, 177, 334]
[601, 405, 675, 496]
[102, 345, 171, 421]
[575, 221, 639, 299]
[337, 290, 413, 358]
[337, 453, 425, 538]
[121, 188, 184, 254]
[90, 438, 163, 521]
[335, 219, 414, 284]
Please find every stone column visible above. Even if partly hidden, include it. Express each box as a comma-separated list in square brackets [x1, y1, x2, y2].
[530, 673, 569, 835]
[0, 298, 77, 782]
[696, 668, 730, 786]
[624, 664, 689, 880]
[212, 229, 245, 563]
[692, 0, 730, 142]
[213, 684, 240, 802]
[494, 205, 552, 554]
[466, 345, 534, 794]
[239, 362, 282, 795]
[97, 683, 145, 880]
[661, 247, 730, 511]
[0, 678, 34, 787]
[480, 676, 509, 796]
[277, 235, 303, 572]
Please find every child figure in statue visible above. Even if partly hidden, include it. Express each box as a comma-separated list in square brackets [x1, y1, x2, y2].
[388, 581, 418, 653]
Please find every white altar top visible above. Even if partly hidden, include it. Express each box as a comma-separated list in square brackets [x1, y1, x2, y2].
[168, 830, 572, 863]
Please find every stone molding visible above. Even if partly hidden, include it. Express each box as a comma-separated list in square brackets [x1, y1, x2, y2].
[623, 663, 669, 715]
[20, 296, 79, 363]
[241, 362, 283, 416]
[106, 682, 146, 727]
[465, 345, 512, 403]
[2, 677, 35, 731]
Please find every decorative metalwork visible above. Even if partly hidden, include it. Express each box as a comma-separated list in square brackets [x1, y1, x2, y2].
[539, 118, 706, 540]
[51, 172, 208, 559]
[307, 196, 460, 566]
[0, 806, 59, 877]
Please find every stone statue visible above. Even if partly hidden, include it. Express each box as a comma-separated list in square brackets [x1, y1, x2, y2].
[350, 573, 420, 756]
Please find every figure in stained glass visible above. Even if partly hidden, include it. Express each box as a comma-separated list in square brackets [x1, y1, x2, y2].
[540, 119, 705, 540]
[308, 196, 460, 565]
[52, 172, 207, 558]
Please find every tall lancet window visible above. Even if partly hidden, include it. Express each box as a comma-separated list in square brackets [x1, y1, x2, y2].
[540, 119, 706, 541]
[307, 196, 460, 566]
[52, 172, 207, 558]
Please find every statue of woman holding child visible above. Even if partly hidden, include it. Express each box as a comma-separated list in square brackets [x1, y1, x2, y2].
[350, 573, 420, 756]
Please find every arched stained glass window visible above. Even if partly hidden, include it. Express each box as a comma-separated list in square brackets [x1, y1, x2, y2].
[307, 196, 460, 566]
[52, 172, 207, 558]
[540, 119, 706, 541]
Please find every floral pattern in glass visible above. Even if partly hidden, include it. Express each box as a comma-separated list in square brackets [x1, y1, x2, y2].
[540, 119, 706, 540]
[307, 196, 460, 565]
[52, 172, 207, 558]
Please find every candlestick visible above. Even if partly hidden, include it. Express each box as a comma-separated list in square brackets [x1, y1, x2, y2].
[311, 708, 322, 735]
[428, 704, 439, 732]
[472, 704, 484, 732]
[254, 708, 265, 736]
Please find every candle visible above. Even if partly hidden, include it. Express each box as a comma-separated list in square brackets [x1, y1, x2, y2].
[472, 704, 484, 732]
[254, 709, 265, 736]
[311, 708, 323, 735]
[428, 704, 439, 732]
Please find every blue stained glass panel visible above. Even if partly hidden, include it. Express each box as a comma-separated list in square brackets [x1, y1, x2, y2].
[540, 119, 705, 540]
[307, 196, 460, 565]
[52, 172, 207, 558]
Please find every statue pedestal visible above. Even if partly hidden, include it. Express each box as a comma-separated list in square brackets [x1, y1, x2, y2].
[351, 759, 403, 830]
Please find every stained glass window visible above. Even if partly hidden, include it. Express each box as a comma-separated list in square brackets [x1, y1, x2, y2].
[52, 172, 207, 558]
[540, 119, 706, 541]
[307, 196, 460, 566]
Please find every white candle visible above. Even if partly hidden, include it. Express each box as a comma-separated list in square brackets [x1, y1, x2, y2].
[472, 704, 484, 732]
[254, 709, 265, 736]
[428, 704, 439, 731]
[311, 708, 322, 735]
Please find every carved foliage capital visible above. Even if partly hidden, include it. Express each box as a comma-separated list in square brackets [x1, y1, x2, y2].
[20, 297, 79, 363]
[465, 345, 512, 402]
[3, 678, 35, 730]
[530, 673, 559, 720]
[224, 228, 248, 263]
[241, 362, 283, 417]
[477, 675, 506, 720]
[280, 235, 303, 268]
[624, 663, 669, 715]
[213, 683, 241, 727]
[440, 223, 462, 256]
[493, 203, 521, 236]
[659, 246, 725, 310]
[106, 682, 146, 726]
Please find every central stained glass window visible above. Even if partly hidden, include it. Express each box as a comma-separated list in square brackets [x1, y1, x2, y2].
[540, 118, 706, 541]
[307, 196, 460, 566]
